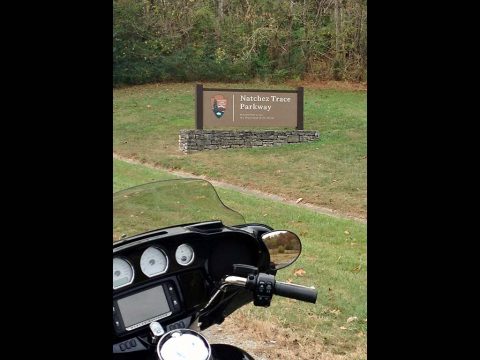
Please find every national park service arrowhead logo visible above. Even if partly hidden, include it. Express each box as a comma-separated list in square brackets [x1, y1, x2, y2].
[211, 95, 227, 119]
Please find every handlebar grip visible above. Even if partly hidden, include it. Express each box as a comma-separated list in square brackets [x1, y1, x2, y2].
[274, 281, 318, 303]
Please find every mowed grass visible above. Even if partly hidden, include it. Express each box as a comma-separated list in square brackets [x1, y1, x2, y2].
[114, 159, 366, 357]
[113, 82, 367, 218]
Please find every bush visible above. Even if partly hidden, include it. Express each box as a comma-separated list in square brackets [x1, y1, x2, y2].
[112, 0, 366, 86]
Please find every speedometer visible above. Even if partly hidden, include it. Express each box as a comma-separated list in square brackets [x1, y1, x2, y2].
[175, 244, 195, 266]
[113, 257, 134, 290]
[140, 246, 169, 277]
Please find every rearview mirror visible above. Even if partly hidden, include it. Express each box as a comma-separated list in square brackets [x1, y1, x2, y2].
[261, 230, 302, 270]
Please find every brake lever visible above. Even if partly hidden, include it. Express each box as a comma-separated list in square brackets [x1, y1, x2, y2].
[201, 276, 248, 312]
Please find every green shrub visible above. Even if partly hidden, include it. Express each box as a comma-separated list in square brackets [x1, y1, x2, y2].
[112, 0, 366, 85]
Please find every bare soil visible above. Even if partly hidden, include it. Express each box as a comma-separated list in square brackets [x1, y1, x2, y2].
[202, 311, 366, 360]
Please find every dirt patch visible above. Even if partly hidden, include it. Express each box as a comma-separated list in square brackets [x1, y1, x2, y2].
[202, 311, 366, 360]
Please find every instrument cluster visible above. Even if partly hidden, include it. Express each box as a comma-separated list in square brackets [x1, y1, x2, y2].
[113, 243, 195, 290]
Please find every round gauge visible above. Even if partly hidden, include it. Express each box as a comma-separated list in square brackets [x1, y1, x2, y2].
[175, 244, 195, 266]
[113, 257, 134, 290]
[140, 246, 169, 277]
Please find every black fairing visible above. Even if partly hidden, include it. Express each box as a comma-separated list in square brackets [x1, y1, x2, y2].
[113, 179, 278, 360]
[112, 222, 273, 360]
[211, 344, 256, 360]
[111, 343, 256, 360]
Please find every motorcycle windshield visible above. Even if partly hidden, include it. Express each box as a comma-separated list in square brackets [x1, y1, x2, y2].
[113, 178, 245, 243]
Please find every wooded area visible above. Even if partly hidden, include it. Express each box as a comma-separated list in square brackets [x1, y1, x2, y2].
[113, 0, 367, 85]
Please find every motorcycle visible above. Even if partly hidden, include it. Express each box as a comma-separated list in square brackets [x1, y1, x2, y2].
[113, 178, 317, 360]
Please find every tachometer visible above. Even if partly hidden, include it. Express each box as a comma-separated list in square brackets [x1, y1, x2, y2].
[140, 246, 169, 277]
[113, 257, 134, 290]
[175, 244, 195, 266]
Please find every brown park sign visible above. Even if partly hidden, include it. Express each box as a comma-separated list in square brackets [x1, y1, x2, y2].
[195, 84, 304, 129]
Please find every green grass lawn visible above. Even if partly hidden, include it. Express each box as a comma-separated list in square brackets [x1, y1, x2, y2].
[114, 158, 366, 356]
[113, 82, 367, 218]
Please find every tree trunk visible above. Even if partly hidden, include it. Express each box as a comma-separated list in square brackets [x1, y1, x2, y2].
[334, 0, 340, 57]
[218, 0, 224, 19]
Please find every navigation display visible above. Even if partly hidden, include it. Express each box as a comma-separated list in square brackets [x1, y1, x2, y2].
[117, 285, 171, 328]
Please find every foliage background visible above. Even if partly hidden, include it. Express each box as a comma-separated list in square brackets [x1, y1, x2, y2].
[113, 0, 367, 86]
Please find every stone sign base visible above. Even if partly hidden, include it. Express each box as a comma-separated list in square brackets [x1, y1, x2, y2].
[179, 130, 319, 153]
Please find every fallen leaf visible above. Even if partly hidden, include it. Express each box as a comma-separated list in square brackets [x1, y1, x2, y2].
[146, 104, 151, 108]
[339, 326, 347, 330]
[351, 264, 362, 273]
[294, 268, 306, 277]
[286, 278, 293, 283]
[296, 198, 303, 203]
[344, 230, 350, 235]
[347, 316, 358, 323]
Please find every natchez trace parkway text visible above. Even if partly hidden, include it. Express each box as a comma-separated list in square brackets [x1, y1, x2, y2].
[239, 94, 292, 112]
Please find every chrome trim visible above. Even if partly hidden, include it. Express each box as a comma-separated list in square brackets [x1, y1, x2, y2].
[156, 329, 211, 360]
[125, 311, 172, 331]
[175, 244, 195, 266]
[150, 321, 165, 337]
[140, 246, 169, 277]
[200, 276, 247, 311]
[113, 257, 135, 290]
[224, 276, 248, 287]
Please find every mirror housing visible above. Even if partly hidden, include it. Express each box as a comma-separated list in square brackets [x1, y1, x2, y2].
[261, 230, 302, 270]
